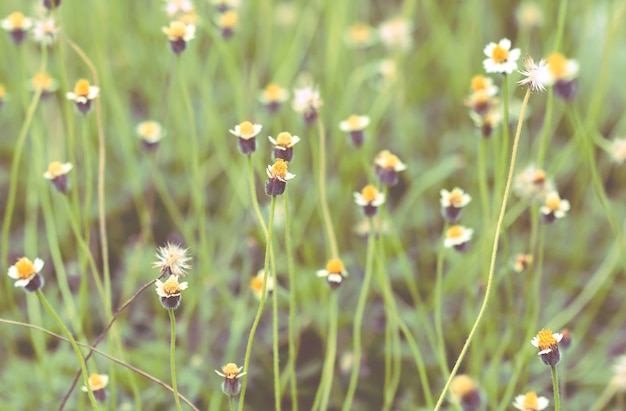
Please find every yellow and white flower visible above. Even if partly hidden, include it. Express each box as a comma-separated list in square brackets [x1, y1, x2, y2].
[531, 328, 563, 366]
[316, 258, 347, 289]
[444, 225, 473, 251]
[250, 269, 274, 300]
[483, 38, 521, 74]
[8, 257, 45, 290]
[513, 392, 549, 411]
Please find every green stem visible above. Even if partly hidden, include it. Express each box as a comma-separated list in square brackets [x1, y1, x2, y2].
[553, 0, 569, 53]
[238, 196, 277, 411]
[229, 396, 235, 411]
[168, 309, 184, 411]
[36, 290, 99, 410]
[497, 75, 510, 212]
[551, 365, 561, 411]
[272, 226, 281, 411]
[319, 293, 339, 411]
[316, 116, 339, 259]
[433, 88, 532, 411]
[434, 220, 450, 374]
[284, 194, 299, 411]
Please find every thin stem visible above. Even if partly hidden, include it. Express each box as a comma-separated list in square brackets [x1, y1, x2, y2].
[316, 116, 339, 259]
[342, 219, 377, 411]
[434, 220, 450, 374]
[229, 396, 235, 411]
[319, 293, 339, 411]
[551, 365, 561, 411]
[553, 0, 569, 53]
[36, 290, 99, 410]
[169, 309, 184, 411]
[238, 196, 277, 411]
[272, 226, 281, 411]
[285, 193, 298, 411]
[433, 88, 532, 411]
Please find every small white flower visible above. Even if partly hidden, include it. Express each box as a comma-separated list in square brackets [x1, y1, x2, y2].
[546, 52, 579, 83]
[43, 161, 73, 179]
[483, 38, 521, 74]
[513, 392, 550, 411]
[531, 330, 563, 354]
[229, 121, 262, 140]
[250, 269, 274, 300]
[136, 121, 166, 143]
[155, 274, 189, 298]
[339, 115, 370, 132]
[374, 150, 407, 172]
[266, 159, 295, 182]
[32, 17, 60, 45]
[66, 79, 99, 104]
[440, 188, 471, 208]
[292, 85, 322, 114]
[8, 257, 44, 288]
[164, 0, 194, 17]
[611, 355, 626, 391]
[162, 21, 195, 42]
[1, 12, 32, 31]
[268, 132, 300, 150]
[354, 185, 385, 207]
[378, 16, 413, 52]
[518, 55, 551, 92]
[610, 138, 626, 164]
[539, 191, 570, 219]
[444, 225, 473, 248]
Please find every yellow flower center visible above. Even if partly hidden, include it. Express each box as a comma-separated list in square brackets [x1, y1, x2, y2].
[177, 10, 198, 25]
[168, 21, 187, 38]
[220, 10, 238, 28]
[73, 79, 91, 97]
[347, 115, 362, 129]
[162, 277, 182, 295]
[88, 373, 107, 390]
[491, 45, 509, 63]
[349, 23, 371, 42]
[239, 121, 254, 136]
[447, 225, 464, 239]
[32, 72, 53, 90]
[361, 185, 378, 203]
[377, 151, 400, 169]
[448, 189, 464, 206]
[547, 52, 567, 79]
[14, 257, 36, 279]
[250, 276, 263, 292]
[8, 12, 26, 29]
[536, 328, 557, 350]
[470, 75, 488, 91]
[264, 83, 282, 101]
[270, 159, 289, 179]
[326, 258, 344, 274]
[532, 170, 546, 185]
[545, 193, 561, 211]
[221, 363, 241, 379]
[450, 375, 476, 397]
[139, 121, 158, 137]
[522, 391, 539, 409]
[0, 85, 5, 98]
[473, 90, 490, 105]
[275, 132, 293, 147]
[47, 161, 65, 177]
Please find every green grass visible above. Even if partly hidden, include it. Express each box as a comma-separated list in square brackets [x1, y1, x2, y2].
[1, 0, 626, 410]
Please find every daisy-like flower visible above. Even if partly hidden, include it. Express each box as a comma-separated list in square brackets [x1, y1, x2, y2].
[469, 108, 502, 138]
[8, 257, 45, 292]
[32, 17, 60, 45]
[28, 71, 59, 98]
[66, 79, 99, 114]
[155, 274, 189, 309]
[470, 75, 498, 97]
[518, 54, 550, 93]
[539, 191, 570, 224]
[610, 138, 626, 164]
[378, 16, 413, 52]
[464, 89, 499, 117]
[43, 161, 73, 194]
[546, 52, 579, 100]
[268, 131, 300, 162]
[81, 373, 109, 403]
[136, 121, 166, 150]
[316, 258, 348, 289]
[164, 0, 194, 17]
[43, 0, 62, 11]
[513, 391, 549, 411]
[374, 150, 407, 187]
[215, 363, 246, 397]
[513, 165, 554, 202]
[216, 10, 238, 39]
[531, 328, 563, 366]
[265, 158, 295, 196]
[258, 83, 289, 113]
[153, 243, 191, 278]
[511, 253, 533, 273]
[611, 355, 626, 391]
[515, 2, 544, 29]
[483, 38, 521, 74]
[343, 22, 377, 49]
[210, 0, 240, 13]
[339, 115, 370, 147]
[162, 21, 195, 54]
[444, 225, 474, 252]
[440, 187, 471, 222]
[250, 269, 274, 300]
[1, 12, 33, 44]
[292, 84, 322, 125]
[449, 374, 482, 411]
[230, 121, 262, 155]
[354, 185, 385, 217]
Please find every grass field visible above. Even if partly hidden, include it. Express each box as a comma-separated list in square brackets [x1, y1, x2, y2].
[1, 0, 626, 410]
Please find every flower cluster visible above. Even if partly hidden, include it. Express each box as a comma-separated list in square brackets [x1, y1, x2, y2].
[440, 187, 473, 252]
[513, 165, 571, 223]
[153, 243, 191, 309]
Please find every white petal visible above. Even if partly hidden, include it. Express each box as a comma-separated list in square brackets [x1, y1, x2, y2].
[537, 396, 550, 410]
[499, 38, 511, 50]
[33, 258, 44, 272]
[14, 279, 29, 288]
[316, 269, 329, 278]
[7, 266, 19, 279]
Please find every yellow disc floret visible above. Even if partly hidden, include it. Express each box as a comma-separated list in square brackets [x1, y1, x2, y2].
[491, 45, 509, 63]
[239, 121, 255, 137]
[547, 53, 567, 79]
[450, 374, 476, 397]
[47, 161, 65, 177]
[88, 373, 108, 390]
[270, 158, 289, 179]
[15, 257, 36, 279]
[264, 84, 282, 101]
[448, 188, 464, 206]
[349, 23, 371, 43]
[532, 169, 546, 185]
[219, 10, 238, 28]
[162, 277, 182, 296]
[275, 132, 293, 147]
[347, 115, 362, 129]
[447, 225, 464, 239]
[521, 391, 540, 409]
[74, 79, 91, 97]
[221, 363, 242, 379]
[32, 72, 53, 90]
[536, 328, 558, 350]
[8, 12, 26, 29]
[545, 193, 562, 212]
[0, 85, 5, 98]
[167, 21, 187, 39]
[139, 121, 158, 137]
[326, 258, 344, 274]
[470, 75, 488, 91]
[361, 185, 379, 203]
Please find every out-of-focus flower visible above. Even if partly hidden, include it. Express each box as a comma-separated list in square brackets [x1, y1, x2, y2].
[0, 84, 5, 110]
[268, 132, 300, 162]
[483, 38, 521, 74]
[611, 355, 626, 391]
[230, 121, 262, 155]
[28, 72, 59, 97]
[343, 22, 377, 48]
[515, 2, 544, 28]
[153, 243, 191, 278]
[216, 10, 238, 39]
[210, 0, 240, 13]
[374, 150, 407, 187]
[518, 55, 550, 92]
[32, 17, 60, 45]
[444, 225, 473, 252]
[354, 185, 385, 217]
[164, 0, 194, 17]
[610, 138, 626, 164]
[510, 253, 533, 273]
[162, 21, 195, 54]
[292, 84, 322, 125]
[66, 79, 99, 114]
[470, 75, 498, 97]
[250, 269, 274, 300]
[265, 158, 295, 196]
[531, 329, 563, 366]
[559, 328, 572, 350]
[316, 258, 347, 289]
[136, 121, 166, 150]
[378, 16, 413, 52]
[43, 0, 62, 11]
[469, 108, 502, 138]
[513, 165, 554, 202]
[513, 391, 549, 411]
[450, 374, 482, 411]
[539, 191, 570, 224]
[440, 187, 471, 223]
[7, 257, 45, 292]
[155, 274, 189, 309]
[258, 83, 289, 113]
[43, 161, 73, 194]
[339, 115, 370, 147]
[546, 52, 579, 100]
[1, 12, 32, 44]
[215, 363, 245, 397]
[81, 373, 109, 403]
[353, 215, 391, 237]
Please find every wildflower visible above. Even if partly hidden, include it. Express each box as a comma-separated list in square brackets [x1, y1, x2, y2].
[450, 375, 482, 411]
[518, 55, 550, 92]
[378, 16, 413, 52]
[440, 187, 471, 222]
[162, 21, 195, 54]
[610, 138, 626, 164]
[339, 115, 370, 147]
[153, 243, 191, 278]
[81, 373, 109, 403]
[444, 225, 473, 252]
[515, 2, 544, 29]
[470, 75, 498, 97]
[531, 328, 563, 366]
[210, 0, 240, 13]
[539, 191, 570, 224]
[43, 161, 73, 194]
[155, 274, 189, 309]
[265, 158, 295, 196]
[0, 84, 6, 110]
[483, 38, 521, 74]
[510, 253, 533, 273]
[250, 269, 274, 300]
[164, 0, 194, 17]
[215, 363, 246, 397]
[374, 150, 407, 187]
[1, 12, 32, 44]
[374, 59, 397, 86]
[258, 83, 289, 113]
[216, 10, 238, 39]
[546, 52, 579, 100]
[7, 257, 45, 292]
[464, 89, 498, 117]
[513, 391, 549, 411]
[176, 9, 199, 25]
[136, 121, 166, 150]
[559, 328, 572, 350]
[268, 132, 300, 162]
[354, 185, 385, 217]
[230, 121, 262, 155]
[292, 84, 322, 125]
[469, 109, 502, 138]
[343, 22, 377, 48]
[316, 258, 348, 289]
[32, 17, 60, 45]
[66, 79, 99, 114]
[28, 72, 59, 98]
[43, 0, 62, 11]
[513, 165, 554, 202]
[611, 355, 626, 391]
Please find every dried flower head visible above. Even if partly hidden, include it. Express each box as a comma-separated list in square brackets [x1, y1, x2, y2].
[316, 258, 347, 289]
[153, 243, 191, 277]
[7, 257, 45, 291]
[513, 391, 549, 411]
[518, 54, 550, 92]
[32, 17, 60, 45]
[483, 38, 521, 74]
[531, 328, 563, 366]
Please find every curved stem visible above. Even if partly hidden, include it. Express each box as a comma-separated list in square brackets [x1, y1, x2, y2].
[316, 116, 338, 259]
[433, 88, 531, 411]
[285, 193, 298, 411]
[168, 309, 184, 411]
[551, 365, 561, 411]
